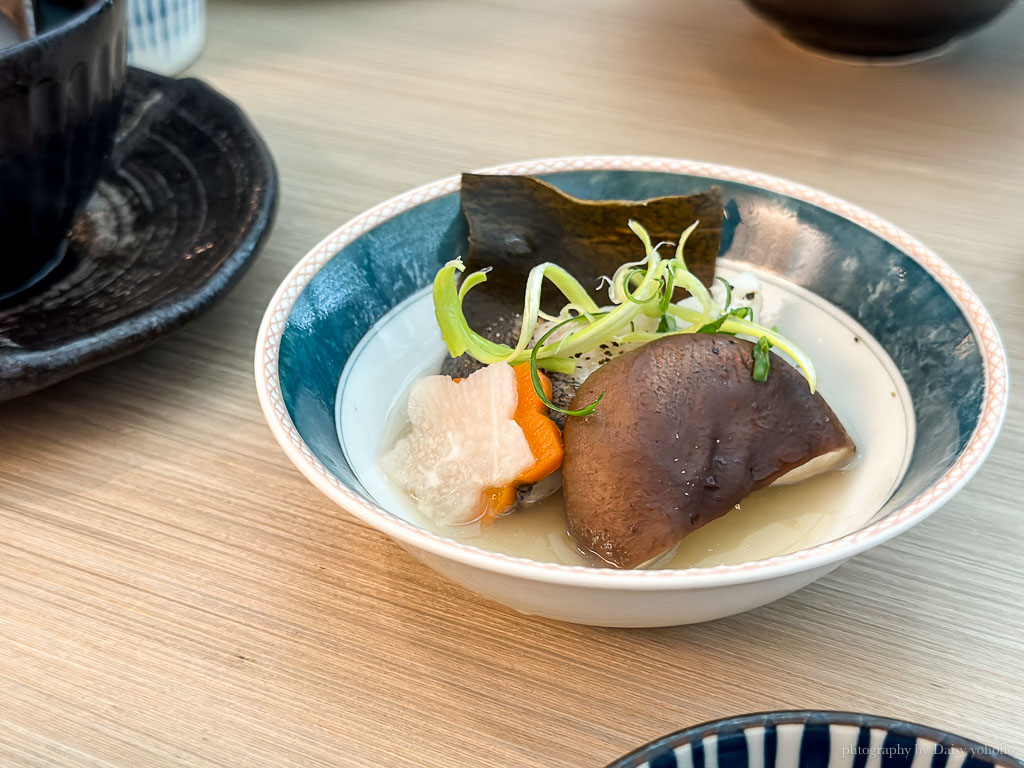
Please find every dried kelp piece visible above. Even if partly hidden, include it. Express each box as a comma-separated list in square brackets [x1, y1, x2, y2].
[562, 333, 855, 569]
[459, 174, 723, 331]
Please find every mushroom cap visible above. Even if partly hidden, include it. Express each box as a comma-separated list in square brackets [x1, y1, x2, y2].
[562, 333, 855, 569]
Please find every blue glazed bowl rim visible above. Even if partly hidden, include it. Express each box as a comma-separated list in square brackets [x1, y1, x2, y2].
[603, 710, 1024, 768]
[0, 0, 113, 58]
[255, 156, 1009, 589]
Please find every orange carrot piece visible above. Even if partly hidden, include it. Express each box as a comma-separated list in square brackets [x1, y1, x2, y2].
[510, 363, 563, 485]
[480, 363, 563, 523]
[480, 485, 518, 522]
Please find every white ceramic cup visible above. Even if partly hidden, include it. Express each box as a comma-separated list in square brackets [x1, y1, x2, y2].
[126, 0, 204, 75]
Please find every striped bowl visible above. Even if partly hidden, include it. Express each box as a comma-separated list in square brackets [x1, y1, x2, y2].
[607, 712, 1022, 768]
[126, 0, 204, 75]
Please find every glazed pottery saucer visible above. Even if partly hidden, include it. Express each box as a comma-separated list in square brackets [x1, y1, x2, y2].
[0, 67, 277, 401]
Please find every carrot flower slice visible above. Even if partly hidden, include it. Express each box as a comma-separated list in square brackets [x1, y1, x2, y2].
[481, 363, 563, 522]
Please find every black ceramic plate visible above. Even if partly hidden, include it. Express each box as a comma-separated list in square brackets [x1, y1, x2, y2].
[0, 67, 277, 401]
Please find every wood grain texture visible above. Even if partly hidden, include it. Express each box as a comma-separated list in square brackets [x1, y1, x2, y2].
[1, 0, 1022, 765]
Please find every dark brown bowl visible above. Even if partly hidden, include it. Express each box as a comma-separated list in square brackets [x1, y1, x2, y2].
[742, 0, 1017, 57]
[0, 0, 126, 297]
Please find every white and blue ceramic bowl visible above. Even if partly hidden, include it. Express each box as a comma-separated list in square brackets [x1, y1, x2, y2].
[126, 0, 204, 75]
[605, 711, 1023, 768]
[255, 156, 1007, 627]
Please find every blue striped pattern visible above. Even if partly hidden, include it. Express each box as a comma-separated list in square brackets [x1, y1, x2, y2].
[607, 713, 1021, 768]
[126, 0, 204, 74]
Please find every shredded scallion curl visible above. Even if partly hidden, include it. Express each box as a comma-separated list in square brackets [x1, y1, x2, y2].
[433, 220, 818, 414]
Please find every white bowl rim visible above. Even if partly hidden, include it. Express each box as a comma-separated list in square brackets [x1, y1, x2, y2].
[255, 155, 1008, 590]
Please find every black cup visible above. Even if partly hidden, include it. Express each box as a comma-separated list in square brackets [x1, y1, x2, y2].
[0, 0, 126, 298]
[742, 0, 1017, 58]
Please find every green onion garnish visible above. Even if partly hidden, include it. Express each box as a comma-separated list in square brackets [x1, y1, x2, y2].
[716, 276, 733, 311]
[696, 314, 730, 334]
[432, 221, 817, 397]
[657, 269, 676, 316]
[530, 315, 605, 417]
[621, 267, 659, 306]
[752, 336, 773, 382]
[697, 306, 752, 334]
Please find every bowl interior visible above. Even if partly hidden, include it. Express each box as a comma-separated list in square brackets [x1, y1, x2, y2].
[277, 169, 985, 558]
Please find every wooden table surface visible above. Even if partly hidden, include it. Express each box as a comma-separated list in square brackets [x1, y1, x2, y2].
[2, 1, 1023, 765]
